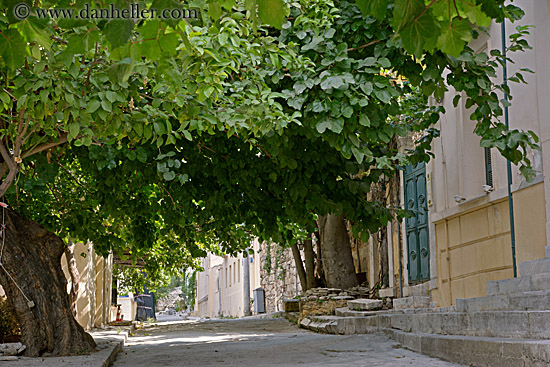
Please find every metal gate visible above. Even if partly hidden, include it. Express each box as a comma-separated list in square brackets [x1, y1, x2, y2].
[404, 163, 430, 283]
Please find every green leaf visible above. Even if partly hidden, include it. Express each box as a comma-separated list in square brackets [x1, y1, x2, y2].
[18, 17, 51, 50]
[87, 100, 101, 113]
[356, 0, 388, 20]
[463, 3, 492, 28]
[106, 91, 118, 103]
[327, 118, 344, 133]
[159, 33, 180, 56]
[104, 19, 134, 49]
[182, 130, 192, 141]
[0, 29, 29, 70]
[101, 100, 112, 112]
[257, 0, 284, 29]
[437, 18, 472, 57]
[68, 123, 80, 141]
[163, 171, 176, 181]
[359, 114, 371, 127]
[392, 0, 424, 30]
[400, 12, 439, 57]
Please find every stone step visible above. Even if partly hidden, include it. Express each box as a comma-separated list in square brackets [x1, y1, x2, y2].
[298, 309, 550, 340]
[299, 315, 382, 335]
[335, 307, 379, 317]
[457, 290, 550, 312]
[518, 258, 550, 277]
[390, 310, 550, 339]
[392, 296, 431, 310]
[347, 298, 383, 311]
[486, 272, 550, 296]
[386, 329, 550, 367]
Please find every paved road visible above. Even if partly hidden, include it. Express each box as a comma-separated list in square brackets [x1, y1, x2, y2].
[113, 317, 465, 367]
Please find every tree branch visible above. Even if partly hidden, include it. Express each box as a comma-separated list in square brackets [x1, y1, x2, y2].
[21, 133, 68, 159]
[0, 138, 18, 197]
[347, 39, 383, 52]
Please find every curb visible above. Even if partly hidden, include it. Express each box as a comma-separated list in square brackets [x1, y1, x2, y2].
[101, 341, 123, 367]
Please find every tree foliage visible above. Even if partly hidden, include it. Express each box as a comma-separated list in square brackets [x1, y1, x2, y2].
[0, 0, 539, 290]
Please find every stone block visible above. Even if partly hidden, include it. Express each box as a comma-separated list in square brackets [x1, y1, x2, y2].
[509, 291, 550, 310]
[378, 287, 395, 298]
[498, 276, 533, 295]
[546, 246, 550, 259]
[465, 312, 492, 337]
[489, 311, 529, 338]
[458, 295, 509, 312]
[283, 299, 300, 312]
[529, 272, 550, 292]
[393, 296, 431, 310]
[486, 280, 499, 296]
[390, 313, 411, 332]
[347, 298, 383, 311]
[527, 311, 550, 339]
[519, 258, 550, 277]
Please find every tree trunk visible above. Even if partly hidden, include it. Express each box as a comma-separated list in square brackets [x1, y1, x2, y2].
[317, 214, 358, 289]
[303, 239, 316, 290]
[313, 231, 326, 287]
[0, 209, 96, 356]
[64, 239, 80, 318]
[290, 243, 308, 292]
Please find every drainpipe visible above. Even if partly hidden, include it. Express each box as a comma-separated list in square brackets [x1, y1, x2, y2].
[501, 20, 518, 278]
[396, 172, 404, 298]
[243, 250, 251, 316]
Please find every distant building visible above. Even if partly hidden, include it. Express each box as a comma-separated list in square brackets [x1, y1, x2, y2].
[195, 240, 261, 318]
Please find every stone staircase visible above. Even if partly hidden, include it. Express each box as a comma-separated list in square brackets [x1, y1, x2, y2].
[293, 248, 550, 366]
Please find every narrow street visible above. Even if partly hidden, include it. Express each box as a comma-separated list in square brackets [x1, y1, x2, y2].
[113, 318, 465, 367]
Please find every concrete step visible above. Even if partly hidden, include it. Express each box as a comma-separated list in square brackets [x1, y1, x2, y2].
[486, 272, 550, 296]
[386, 329, 550, 367]
[301, 308, 550, 340]
[335, 307, 379, 317]
[390, 310, 550, 339]
[299, 315, 382, 335]
[347, 298, 383, 311]
[457, 290, 550, 312]
[393, 296, 431, 310]
[519, 258, 550, 277]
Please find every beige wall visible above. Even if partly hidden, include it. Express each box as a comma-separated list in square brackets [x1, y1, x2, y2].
[413, 1, 550, 307]
[195, 240, 261, 318]
[431, 183, 546, 307]
[60, 241, 113, 329]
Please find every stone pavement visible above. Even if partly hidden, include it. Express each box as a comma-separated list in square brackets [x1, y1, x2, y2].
[113, 317, 464, 366]
[0, 324, 132, 366]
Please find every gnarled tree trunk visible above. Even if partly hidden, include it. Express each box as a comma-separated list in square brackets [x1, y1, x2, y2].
[0, 209, 95, 356]
[317, 214, 358, 289]
[64, 239, 80, 318]
[303, 239, 316, 290]
[290, 243, 308, 292]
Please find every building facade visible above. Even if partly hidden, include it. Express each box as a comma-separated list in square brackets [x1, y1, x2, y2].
[370, 0, 550, 308]
[195, 239, 261, 318]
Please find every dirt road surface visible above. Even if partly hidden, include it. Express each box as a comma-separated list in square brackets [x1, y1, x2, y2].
[113, 317, 465, 367]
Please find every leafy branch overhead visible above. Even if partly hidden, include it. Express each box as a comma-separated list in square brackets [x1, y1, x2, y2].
[0, 0, 540, 288]
[356, 0, 523, 57]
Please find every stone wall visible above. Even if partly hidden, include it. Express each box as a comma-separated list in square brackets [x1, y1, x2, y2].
[259, 242, 301, 313]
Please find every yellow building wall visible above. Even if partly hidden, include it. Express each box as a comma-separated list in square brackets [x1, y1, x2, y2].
[431, 182, 547, 307]
[61, 241, 113, 330]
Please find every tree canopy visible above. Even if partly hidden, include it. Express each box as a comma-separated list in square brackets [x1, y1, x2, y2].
[0, 0, 538, 289]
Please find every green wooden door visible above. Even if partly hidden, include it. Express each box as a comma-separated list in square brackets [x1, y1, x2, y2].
[404, 163, 430, 283]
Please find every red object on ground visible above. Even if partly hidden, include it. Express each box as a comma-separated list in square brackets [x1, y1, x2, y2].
[116, 305, 122, 322]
